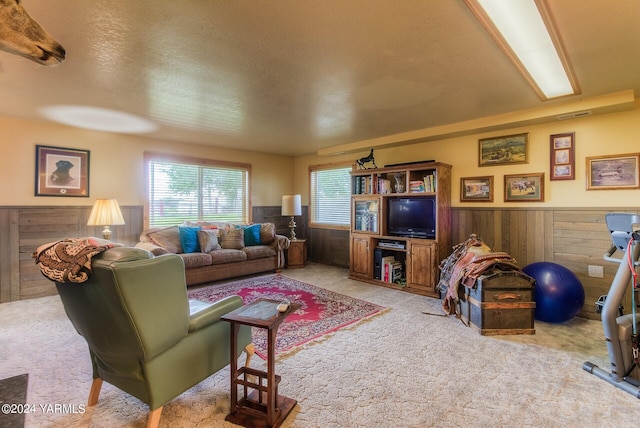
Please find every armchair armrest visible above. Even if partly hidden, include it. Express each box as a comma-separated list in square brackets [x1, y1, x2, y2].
[188, 295, 244, 332]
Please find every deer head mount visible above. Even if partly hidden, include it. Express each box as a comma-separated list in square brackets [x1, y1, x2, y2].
[0, 0, 65, 65]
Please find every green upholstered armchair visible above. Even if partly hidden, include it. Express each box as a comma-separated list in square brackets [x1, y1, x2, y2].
[55, 247, 253, 428]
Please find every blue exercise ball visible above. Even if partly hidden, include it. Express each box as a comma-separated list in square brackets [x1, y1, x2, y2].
[522, 262, 585, 323]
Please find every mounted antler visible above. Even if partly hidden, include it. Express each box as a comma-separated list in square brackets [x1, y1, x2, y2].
[0, 0, 65, 65]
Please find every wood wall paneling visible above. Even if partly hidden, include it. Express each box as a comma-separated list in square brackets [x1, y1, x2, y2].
[2, 205, 637, 321]
[451, 207, 639, 320]
[0, 206, 143, 303]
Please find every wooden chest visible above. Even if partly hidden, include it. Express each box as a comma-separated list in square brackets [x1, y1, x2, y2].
[459, 269, 536, 335]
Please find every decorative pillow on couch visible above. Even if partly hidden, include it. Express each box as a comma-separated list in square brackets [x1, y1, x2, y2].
[147, 226, 182, 253]
[238, 224, 262, 246]
[259, 223, 277, 245]
[178, 226, 201, 253]
[219, 228, 245, 249]
[197, 229, 221, 252]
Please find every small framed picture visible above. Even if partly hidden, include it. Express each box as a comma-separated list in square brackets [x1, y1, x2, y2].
[460, 176, 494, 202]
[478, 133, 529, 166]
[586, 153, 640, 190]
[550, 133, 575, 180]
[504, 173, 545, 202]
[35, 145, 90, 197]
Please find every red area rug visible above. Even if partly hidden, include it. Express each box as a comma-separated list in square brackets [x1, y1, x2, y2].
[188, 274, 386, 359]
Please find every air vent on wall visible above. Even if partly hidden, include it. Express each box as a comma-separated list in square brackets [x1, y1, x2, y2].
[556, 110, 592, 121]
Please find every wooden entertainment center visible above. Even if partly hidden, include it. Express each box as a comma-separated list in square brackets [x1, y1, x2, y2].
[349, 161, 451, 297]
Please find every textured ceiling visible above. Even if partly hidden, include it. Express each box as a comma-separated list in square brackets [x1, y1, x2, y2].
[1, 0, 639, 156]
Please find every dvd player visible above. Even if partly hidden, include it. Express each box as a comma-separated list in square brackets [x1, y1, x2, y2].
[378, 240, 405, 249]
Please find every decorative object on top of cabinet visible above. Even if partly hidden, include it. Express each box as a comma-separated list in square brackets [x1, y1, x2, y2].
[550, 133, 575, 180]
[478, 133, 529, 167]
[504, 173, 545, 202]
[585, 153, 640, 190]
[356, 149, 377, 170]
[460, 176, 494, 202]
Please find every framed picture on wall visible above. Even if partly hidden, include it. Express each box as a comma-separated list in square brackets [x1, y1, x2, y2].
[35, 145, 90, 197]
[550, 132, 575, 180]
[586, 153, 640, 190]
[460, 176, 494, 202]
[504, 172, 545, 202]
[478, 133, 529, 166]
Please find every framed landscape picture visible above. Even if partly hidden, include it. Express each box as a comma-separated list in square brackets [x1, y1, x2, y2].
[550, 132, 575, 180]
[479, 133, 529, 166]
[504, 172, 545, 202]
[586, 153, 640, 190]
[460, 176, 493, 202]
[35, 145, 90, 197]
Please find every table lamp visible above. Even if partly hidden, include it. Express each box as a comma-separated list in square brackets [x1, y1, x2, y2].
[87, 199, 125, 240]
[281, 194, 301, 240]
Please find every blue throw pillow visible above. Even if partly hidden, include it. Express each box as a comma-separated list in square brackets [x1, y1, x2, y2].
[178, 226, 201, 253]
[239, 224, 261, 246]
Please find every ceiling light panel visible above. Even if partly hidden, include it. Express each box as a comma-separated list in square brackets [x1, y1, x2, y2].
[466, 0, 579, 100]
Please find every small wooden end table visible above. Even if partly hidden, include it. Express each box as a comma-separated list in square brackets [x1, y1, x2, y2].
[222, 298, 301, 428]
[286, 239, 307, 268]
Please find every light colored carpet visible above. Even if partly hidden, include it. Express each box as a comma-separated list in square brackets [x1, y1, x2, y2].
[1, 262, 637, 428]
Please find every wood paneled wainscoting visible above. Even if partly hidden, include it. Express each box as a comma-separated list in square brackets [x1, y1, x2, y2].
[0, 206, 143, 303]
[251, 205, 349, 268]
[452, 207, 640, 320]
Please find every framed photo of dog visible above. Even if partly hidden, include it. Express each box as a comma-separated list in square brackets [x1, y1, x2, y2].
[35, 145, 90, 197]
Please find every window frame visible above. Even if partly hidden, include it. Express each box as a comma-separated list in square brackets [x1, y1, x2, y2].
[144, 152, 251, 229]
[309, 162, 353, 230]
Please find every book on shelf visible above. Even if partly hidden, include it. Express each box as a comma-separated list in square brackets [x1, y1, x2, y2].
[423, 174, 436, 192]
[380, 255, 395, 282]
[390, 261, 403, 283]
[409, 180, 425, 193]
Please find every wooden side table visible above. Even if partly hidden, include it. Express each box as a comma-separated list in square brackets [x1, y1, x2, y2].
[286, 239, 307, 269]
[222, 298, 300, 428]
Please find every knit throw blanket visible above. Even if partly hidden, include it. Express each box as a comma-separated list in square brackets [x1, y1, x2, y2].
[32, 238, 122, 283]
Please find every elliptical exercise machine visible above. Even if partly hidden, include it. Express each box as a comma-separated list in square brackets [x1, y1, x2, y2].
[583, 213, 640, 398]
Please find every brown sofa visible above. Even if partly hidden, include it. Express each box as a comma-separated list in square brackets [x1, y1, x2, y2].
[135, 222, 290, 286]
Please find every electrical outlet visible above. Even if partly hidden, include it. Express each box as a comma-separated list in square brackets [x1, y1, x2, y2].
[588, 265, 604, 278]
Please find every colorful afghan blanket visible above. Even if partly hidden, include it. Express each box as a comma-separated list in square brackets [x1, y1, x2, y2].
[32, 238, 122, 283]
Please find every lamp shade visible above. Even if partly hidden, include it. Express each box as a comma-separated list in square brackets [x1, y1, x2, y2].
[87, 199, 125, 226]
[281, 195, 302, 216]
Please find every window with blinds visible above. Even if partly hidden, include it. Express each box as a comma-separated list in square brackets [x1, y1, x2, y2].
[146, 154, 250, 228]
[310, 164, 352, 227]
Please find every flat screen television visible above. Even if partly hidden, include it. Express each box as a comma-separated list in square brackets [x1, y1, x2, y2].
[387, 197, 436, 239]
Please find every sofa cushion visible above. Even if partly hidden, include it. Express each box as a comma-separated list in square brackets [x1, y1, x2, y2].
[243, 245, 276, 260]
[180, 252, 213, 269]
[197, 229, 221, 252]
[219, 228, 244, 250]
[148, 226, 182, 253]
[260, 223, 277, 245]
[179, 226, 201, 253]
[239, 224, 261, 246]
[209, 249, 247, 264]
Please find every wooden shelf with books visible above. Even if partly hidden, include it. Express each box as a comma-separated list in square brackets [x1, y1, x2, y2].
[349, 161, 451, 297]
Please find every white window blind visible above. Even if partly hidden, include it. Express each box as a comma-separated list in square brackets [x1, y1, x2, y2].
[147, 157, 249, 227]
[310, 165, 352, 226]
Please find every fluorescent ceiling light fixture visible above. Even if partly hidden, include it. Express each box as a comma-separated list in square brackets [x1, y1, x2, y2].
[39, 105, 157, 133]
[465, 0, 579, 99]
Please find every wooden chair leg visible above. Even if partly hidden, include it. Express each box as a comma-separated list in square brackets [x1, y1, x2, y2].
[244, 343, 255, 368]
[87, 378, 103, 406]
[146, 407, 163, 428]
